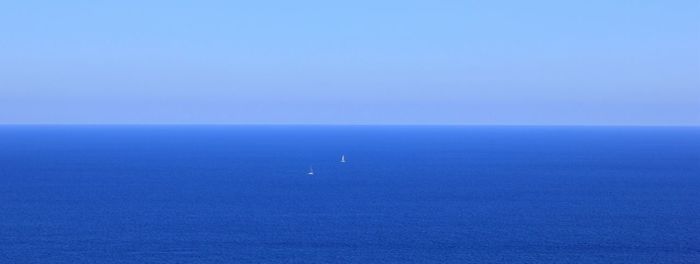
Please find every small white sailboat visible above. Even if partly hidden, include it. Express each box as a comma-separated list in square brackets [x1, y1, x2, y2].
[340, 155, 346, 163]
[307, 166, 314, 175]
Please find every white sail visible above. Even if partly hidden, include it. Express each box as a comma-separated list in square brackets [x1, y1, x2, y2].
[340, 155, 346, 163]
[307, 166, 314, 175]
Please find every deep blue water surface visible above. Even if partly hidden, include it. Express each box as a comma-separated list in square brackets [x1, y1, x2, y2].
[0, 126, 698, 263]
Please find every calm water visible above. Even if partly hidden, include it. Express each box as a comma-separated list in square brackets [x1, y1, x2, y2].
[0, 126, 698, 263]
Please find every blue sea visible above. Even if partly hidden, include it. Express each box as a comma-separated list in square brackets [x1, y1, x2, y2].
[0, 126, 698, 263]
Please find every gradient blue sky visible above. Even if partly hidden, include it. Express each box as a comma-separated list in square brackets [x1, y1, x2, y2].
[1, 0, 698, 125]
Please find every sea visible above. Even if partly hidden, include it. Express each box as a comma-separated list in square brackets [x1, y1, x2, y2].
[0, 125, 698, 263]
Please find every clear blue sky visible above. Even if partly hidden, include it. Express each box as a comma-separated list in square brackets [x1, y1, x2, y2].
[1, 0, 698, 125]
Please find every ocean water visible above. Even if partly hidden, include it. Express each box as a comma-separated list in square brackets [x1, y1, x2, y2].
[0, 125, 698, 263]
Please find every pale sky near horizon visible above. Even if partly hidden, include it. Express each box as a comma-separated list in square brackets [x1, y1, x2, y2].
[1, 0, 698, 125]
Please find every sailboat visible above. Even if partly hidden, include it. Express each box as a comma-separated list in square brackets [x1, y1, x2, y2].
[307, 166, 314, 175]
[340, 155, 346, 163]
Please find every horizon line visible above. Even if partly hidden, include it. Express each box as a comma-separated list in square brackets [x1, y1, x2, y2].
[0, 123, 698, 127]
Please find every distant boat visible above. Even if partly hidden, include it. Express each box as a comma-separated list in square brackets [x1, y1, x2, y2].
[340, 155, 346, 163]
[307, 166, 314, 175]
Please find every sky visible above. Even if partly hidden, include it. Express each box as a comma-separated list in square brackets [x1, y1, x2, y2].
[0, 0, 698, 125]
